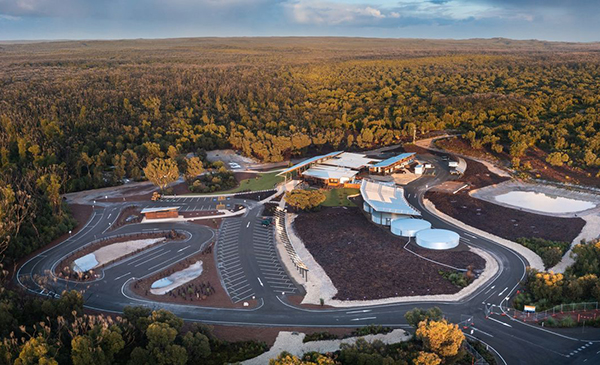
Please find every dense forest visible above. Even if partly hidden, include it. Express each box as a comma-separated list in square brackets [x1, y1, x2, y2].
[3, 37, 600, 262]
[1, 37, 600, 363]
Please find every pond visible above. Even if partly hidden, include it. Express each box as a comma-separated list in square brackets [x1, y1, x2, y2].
[494, 191, 595, 214]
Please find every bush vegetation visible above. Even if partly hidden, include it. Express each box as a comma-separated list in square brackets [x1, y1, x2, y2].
[513, 239, 600, 312]
[516, 237, 570, 269]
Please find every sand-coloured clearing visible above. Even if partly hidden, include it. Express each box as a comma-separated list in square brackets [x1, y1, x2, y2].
[150, 261, 203, 295]
[73, 237, 165, 272]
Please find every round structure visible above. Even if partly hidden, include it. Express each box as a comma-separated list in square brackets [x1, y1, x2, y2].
[415, 229, 460, 250]
[390, 218, 432, 237]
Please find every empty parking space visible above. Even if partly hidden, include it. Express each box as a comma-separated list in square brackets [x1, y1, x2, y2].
[253, 219, 298, 294]
[216, 219, 255, 302]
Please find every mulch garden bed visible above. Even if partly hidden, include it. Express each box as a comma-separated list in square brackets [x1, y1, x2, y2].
[110, 205, 142, 231]
[293, 207, 485, 300]
[191, 218, 223, 229]
[181, 210, 224, 219]
[262, 202, 279, 217]
[426, 190, 586, 242]
[234, 190, 276, 201]
[131, 244, 256, 309]
[56, 230, 186, 281]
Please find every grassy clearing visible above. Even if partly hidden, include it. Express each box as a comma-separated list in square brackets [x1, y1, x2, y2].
[214, 171, 284, 194]
[321, 188, 360, 207]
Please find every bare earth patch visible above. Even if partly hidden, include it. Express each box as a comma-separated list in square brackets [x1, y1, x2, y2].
[293, 207, 484, 300]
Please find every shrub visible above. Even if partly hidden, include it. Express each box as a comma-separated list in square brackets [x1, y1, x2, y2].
[303, 332, 339, 343]
[350, 325, 392, 337]
[559, 316, 577, 328]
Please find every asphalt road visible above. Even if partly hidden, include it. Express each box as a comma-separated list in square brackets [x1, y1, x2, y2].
[16, 155, 600, 364]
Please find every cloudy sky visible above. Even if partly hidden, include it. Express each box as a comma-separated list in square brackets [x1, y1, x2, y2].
[0, 0, 598, 42]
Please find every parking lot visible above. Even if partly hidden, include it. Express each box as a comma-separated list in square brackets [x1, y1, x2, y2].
[216, 219, 256, 303]
[252, 218, 298, 294]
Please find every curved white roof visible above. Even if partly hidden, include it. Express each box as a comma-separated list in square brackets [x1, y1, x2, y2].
[416, 229, 460, 250]
[360, 180, 420, 216]
[391, 218, 431, 237]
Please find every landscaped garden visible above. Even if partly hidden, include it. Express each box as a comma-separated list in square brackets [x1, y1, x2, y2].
[321, 188, 360, 207]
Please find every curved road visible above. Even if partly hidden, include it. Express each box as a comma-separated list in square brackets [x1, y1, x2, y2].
[16, 157, 600, 364]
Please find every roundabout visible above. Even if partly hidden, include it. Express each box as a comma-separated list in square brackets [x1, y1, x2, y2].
[15, 155, 600, 365]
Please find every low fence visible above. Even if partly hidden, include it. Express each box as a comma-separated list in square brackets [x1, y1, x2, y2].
[486, 302, 599, 323]
[463, 341, 489, 365]
[274, 208, 309, 281]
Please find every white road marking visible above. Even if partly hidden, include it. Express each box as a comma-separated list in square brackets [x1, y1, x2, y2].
[257, 278, 264, 286]
[114, 272, 131, 281]
[246, 222, 251, 228]
[472, 328, 494, 337]
[134, 250, 170, 267]
[177, 245, 190, 253]
[488, 316, 512, 327]
[346, 309, 372, 314]
[350, 317, 377, 321]
[498, 287, 508, 296]
[465, 233, 477, 239]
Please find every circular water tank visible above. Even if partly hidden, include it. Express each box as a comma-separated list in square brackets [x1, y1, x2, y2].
[391, 218, 432, 237]
[415, 229, 460, 250]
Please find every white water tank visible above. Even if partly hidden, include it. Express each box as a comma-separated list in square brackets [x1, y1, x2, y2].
[390, 218, 432, 237]
[416, 229, 460, 250]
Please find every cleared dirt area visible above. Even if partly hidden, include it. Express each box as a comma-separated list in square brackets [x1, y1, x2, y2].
[460, 158, 510, 188]
[131, 246, 257, 309]
[426, 158, 586, 243]
[293, 207, 485, 300]
[426, 191, 585, 242]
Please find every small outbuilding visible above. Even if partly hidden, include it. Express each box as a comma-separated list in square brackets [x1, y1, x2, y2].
[390, 218, 432, 237]
[369, 153, 415, 175]
[141, 207, 180, 220]
[415, 229, 460, 250]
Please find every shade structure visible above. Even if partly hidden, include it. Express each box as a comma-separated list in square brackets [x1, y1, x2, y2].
[390, 218, 432, 237]
[415, 229, 460, 250]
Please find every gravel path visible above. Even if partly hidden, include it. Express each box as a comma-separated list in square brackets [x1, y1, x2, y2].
[243, 329, 411, 364]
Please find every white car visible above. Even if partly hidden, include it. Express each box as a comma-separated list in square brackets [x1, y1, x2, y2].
[228, 162, 241, 169]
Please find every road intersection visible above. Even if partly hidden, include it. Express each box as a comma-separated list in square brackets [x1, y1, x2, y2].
[15, 156, 600, 364]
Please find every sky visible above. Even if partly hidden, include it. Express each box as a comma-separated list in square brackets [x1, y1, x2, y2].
[0, 0, 598, 42]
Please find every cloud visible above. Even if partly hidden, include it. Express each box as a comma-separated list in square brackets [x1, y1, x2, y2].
[285, 1, 390, 25]
[0, 0, 598, 41]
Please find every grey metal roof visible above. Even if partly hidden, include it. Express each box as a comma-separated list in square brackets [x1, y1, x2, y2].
[277, 151, 343, 176]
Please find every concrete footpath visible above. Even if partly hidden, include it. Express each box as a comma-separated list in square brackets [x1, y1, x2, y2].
[243, 329, 411, 364]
